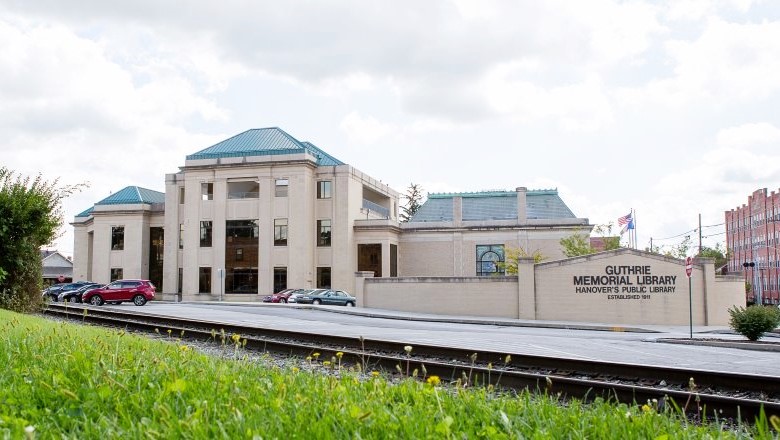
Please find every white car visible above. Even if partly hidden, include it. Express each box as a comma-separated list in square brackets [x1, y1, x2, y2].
[288, 288, 328, 303]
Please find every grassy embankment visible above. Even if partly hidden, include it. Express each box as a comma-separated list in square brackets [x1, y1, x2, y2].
[0, 309, 777, 439]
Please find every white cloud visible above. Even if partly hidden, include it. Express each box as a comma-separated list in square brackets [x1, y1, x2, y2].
[339, 112, 394, 145]
[716, 122, 780, 149]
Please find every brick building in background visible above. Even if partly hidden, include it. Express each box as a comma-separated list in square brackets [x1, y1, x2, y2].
[725, 188, 780, 305]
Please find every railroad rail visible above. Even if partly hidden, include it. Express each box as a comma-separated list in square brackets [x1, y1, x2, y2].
[44, 303, 780, 423]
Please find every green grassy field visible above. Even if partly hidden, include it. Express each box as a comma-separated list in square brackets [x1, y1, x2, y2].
[0, 309, 776, 439]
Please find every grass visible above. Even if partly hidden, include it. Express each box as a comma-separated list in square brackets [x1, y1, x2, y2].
[0, 309, 777, 439]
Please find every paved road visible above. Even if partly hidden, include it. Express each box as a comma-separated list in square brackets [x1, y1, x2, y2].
[108, 302, 780, 377]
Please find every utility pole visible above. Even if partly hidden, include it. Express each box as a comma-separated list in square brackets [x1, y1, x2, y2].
[698, 213, 702, 255]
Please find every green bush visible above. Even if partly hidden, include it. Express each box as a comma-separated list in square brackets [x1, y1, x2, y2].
[728, 305, 780, 341]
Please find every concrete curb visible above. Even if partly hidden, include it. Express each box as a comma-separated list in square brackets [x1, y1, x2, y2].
[656, 338, 780, 352]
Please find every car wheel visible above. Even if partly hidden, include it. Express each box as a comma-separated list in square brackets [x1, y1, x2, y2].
[313, 299, 321, 305]
[89, 295, 104, 306]
[280, 298, 287, 304]
[346, 301, 355, 307]
[68, 297, 78, 303]
[132, 295, 147, 306]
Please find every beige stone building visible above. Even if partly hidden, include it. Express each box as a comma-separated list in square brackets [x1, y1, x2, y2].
[72, 127, 590, 302]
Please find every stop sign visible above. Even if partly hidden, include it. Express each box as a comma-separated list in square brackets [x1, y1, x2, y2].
[685, 257, 693, 278]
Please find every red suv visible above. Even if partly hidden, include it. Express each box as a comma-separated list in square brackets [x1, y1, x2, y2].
[83, 279, 156, 306]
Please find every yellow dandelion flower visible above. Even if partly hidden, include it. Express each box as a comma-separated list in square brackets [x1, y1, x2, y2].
[231, 333, 241, 343]
[371, 371, 380, 377]
[313, 353, 320, 359]
[323, 361, 331, 366]
[336, 352, 344, 359]
[641, 404, 652, 413]
[292, 367, 300, 373]
[426, 375, 441, 386]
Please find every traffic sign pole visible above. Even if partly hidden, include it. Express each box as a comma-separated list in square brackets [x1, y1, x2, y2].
[685, 257, 693, 339]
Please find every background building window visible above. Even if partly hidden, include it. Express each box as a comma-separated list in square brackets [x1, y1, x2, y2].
[111, 226, 124, 250]
[179, 224, 185, 249]
[317, 267, 331, 288]
[274, 218, 288, 246]
[317, 219, 331, 247]
[179, 187, 185, 204]
[201, 182, 213, 200]
[358, 243, 382, 277]
[274, 267, 287, 293]
[110, 268, 123, 282]
[476, 245, 505, 276]
[200, 221, 213, 247]
[178, 268, 183, 294]
[199, 267, 211, 294]
[275, 178, 289, 197]
[317, 181, 332, 199]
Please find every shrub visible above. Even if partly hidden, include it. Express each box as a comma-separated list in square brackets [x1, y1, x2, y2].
[728, 305, 780, 341]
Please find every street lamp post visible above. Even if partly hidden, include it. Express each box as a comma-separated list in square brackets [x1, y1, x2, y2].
[743, 261, 756, 304]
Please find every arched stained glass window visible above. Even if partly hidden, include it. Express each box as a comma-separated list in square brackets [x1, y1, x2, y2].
[476, 245, 505, 276]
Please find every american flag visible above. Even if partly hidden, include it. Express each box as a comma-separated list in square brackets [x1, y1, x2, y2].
[618, 212, 632, 227]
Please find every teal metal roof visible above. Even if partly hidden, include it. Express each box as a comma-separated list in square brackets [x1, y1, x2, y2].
[186, 127, 345, 166]
[95, 186, 165, 206]
[410, 189, 577, 222]
[75, 207, 93, 218]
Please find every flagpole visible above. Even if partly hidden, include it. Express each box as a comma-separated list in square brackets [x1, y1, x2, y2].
[632, 208, 636, 249]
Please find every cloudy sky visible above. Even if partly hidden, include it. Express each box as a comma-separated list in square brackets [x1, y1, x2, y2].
[2, 0, 779, 257]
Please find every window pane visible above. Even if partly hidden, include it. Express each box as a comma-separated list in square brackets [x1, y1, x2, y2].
[201, 182, 213, 201]
[111, 226, 124, 250]
[225, 220, 258, 294]
[317, 267, 331, 288]
[476, 244, 505, 276]
[179, 224, 185, 249]
[274, 218, 288, 246]
[275, 178, 289, 197]
[200, 221, 212, 247]
[110, 268, 123, 282]
[179, 187, 185, 204]
[317, 219, 331, 247]
[227, 181, 259, 199]
[317, 181, 332, 199]
[274, 267, 287, 293]
[199, 267, 211, 293]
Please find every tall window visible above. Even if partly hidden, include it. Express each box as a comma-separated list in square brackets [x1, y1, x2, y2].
[225, 220, 259, 293]
[111, 226, 124, 250]
[476, 245, 505, 276]
[317, 219, 331, 247]
[275, 178, 289, 197]
[274, 218, 288, 246]
[199, 267, 212, 294]
[227, 181, 259, 199]
[200, 221, 212, 247]
[317, 267, 331, 288]
[274, 267, 287, 293]
[317, 181, 332, 199]
[358, 244, 381, 277]
[110, 268, 123, 282]
[178, 268, 183, 294]
[179, 187, 185, 204]
[179, 224, 185, 249]
[149, 227, 164, 291]
[201, 182, 213, 200]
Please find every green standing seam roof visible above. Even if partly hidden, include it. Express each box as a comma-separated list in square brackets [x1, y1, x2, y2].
[76, 186, 165, 218]
[410, 189, 577, 222]
[186, 127, 344, 167]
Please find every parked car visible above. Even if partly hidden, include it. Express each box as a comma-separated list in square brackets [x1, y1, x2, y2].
[288, 288, 327, 304]
[82, 279, 156, 306]
[296, 289, 357, 307]
[42, 281, 92, 302]
[263, 288, 305, 303]
[58, 283, 102, 303]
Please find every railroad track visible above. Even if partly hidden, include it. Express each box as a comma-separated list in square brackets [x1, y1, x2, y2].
[44, 303, 780, 423]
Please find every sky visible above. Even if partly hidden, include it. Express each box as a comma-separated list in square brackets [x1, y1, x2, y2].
[2, 0, 780, 258]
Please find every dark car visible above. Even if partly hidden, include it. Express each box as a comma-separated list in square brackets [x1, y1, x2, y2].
[82, 279, 156, 306]
[42, 281, 91, 302]
[263, 288, 304, 303]
[58, 283, 102, 303]
[296, 289, 357, 307]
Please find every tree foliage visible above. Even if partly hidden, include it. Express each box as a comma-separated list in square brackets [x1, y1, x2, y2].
[698, 243, 729, 269]
[0, 167, 83, 312]
[498, 247, 546, 275]
[560, 224, 620, 257]
[400, 183, 425, 222]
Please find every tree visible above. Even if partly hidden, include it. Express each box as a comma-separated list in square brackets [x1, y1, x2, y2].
[498, 246, 546, 275]
[698, 243, 729, 269]
[559, 224, 620, 257]
[0, 167, 83, 312]
[400, 183, 424, 222]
